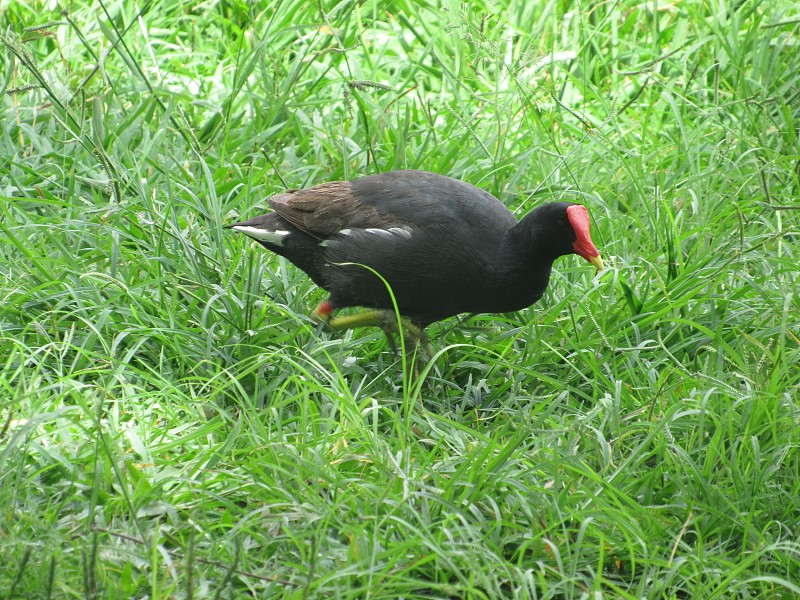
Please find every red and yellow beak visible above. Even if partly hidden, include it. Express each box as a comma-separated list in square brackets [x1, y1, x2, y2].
[573, 238, 604, 272]
[566, 205, 604, 272]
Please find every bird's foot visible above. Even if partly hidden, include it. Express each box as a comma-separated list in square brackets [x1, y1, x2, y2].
[376, 310, 434, 359]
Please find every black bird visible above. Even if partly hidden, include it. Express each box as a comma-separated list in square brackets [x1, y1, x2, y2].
[228, 170, 603, 350]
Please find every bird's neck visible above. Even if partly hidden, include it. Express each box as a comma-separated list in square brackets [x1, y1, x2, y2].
[492, 225, 557, 303]
[502, 218, 562, 267]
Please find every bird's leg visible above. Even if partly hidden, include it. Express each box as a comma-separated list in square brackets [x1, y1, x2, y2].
[312, 300, 336, 323]
[375, 310, 434, 358]
[311, 302, 432, 357]
[394, 314, 434, 358]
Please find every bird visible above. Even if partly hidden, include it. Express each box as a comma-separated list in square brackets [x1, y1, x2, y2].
[227, 170, 603, 352]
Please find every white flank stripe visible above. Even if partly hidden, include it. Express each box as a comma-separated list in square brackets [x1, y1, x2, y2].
[353, 226, 413, 239]
[329, 226, 413, 246]
[386, 226, 413, 239]
[232, 226, 290, 246]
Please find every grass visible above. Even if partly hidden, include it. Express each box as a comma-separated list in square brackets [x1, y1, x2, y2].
[1, 0, 799, 597]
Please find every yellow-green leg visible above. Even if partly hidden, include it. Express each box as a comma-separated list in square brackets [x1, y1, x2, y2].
[312, 303, 433, 357]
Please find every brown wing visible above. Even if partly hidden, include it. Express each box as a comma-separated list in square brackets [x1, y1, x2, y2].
[268, 181, 402, 239]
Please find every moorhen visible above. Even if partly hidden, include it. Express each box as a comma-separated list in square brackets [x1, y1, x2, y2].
[228, 170, 603, 351]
